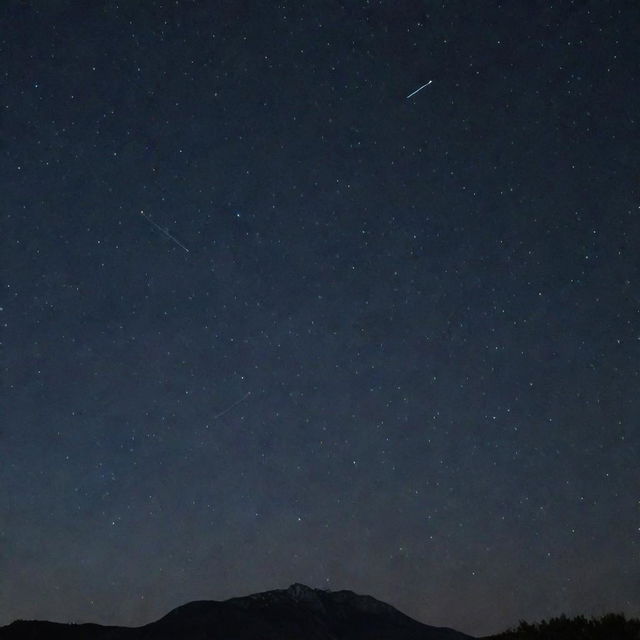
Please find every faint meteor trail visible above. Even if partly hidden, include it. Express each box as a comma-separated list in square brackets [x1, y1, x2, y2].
[140, 210, 190, 252]
[212, 391, 252, 420]
[406, 80, 432, 99]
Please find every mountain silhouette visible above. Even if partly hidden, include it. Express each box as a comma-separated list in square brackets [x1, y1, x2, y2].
[0, 583, 474, 640]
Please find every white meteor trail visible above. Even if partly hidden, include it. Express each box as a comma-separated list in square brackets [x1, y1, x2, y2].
[406, 80, 432, 99]
[212, 391, 252, 420]
[140, 210, 190, 252]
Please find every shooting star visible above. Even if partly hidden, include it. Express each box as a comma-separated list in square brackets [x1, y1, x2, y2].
[212, 391, 252, 420]
[140, 210, 190, 252]
[406, 80, 432, 99]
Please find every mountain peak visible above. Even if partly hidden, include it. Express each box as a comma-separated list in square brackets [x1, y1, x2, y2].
[285, 582, 323, 602]
[244, 582, 326, 612]
[0, 585, 475, 640]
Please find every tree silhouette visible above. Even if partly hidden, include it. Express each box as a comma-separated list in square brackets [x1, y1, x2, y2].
[491, 613, 640, 640]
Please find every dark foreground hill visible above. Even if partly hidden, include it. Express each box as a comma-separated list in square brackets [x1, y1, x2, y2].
[0, 583, 473, 640]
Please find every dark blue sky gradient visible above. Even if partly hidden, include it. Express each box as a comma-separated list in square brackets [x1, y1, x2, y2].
[2, 1, 639, 636]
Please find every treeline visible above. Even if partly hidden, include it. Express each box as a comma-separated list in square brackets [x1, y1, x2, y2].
[491, 613, 640, 639]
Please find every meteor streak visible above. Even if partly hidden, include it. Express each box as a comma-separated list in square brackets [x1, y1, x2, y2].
[406, 80, 432, 99]
[140, 210, 190, 252]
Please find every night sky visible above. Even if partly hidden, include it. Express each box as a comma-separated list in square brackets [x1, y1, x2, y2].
[2, 1, 639, 636]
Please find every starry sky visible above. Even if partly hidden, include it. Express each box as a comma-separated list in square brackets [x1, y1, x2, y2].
[2, 1, 639, 636]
